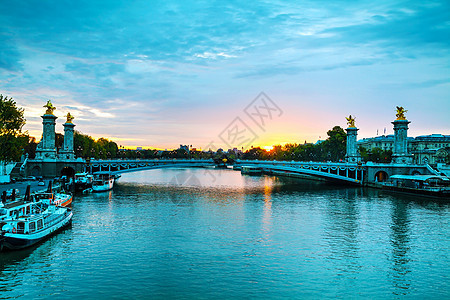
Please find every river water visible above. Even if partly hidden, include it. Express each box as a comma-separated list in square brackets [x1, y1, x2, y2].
[1, 168, 449, 299]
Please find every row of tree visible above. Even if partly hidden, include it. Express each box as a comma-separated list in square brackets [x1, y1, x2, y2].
[1, 94, 393, 163]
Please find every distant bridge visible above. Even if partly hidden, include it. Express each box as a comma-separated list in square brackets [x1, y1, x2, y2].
[88, 159, 216, 175]
[88, 158, 364, 184]
[84, 158, 434, 186]
[19, 157, 436, 186]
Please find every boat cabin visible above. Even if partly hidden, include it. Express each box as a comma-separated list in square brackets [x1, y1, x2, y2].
[241, 166, 263, 175]
[388, 175, 450, 189]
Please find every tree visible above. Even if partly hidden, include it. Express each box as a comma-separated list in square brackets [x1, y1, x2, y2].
[0, 95, 28, 161]
[359, 146, 392, 163]
[243, 147, 267, 160]
[73, 131, 119, 159]
[322, 126, 347, 161]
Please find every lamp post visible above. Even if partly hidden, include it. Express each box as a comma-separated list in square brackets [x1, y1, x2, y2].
[77, 146, 83, 158]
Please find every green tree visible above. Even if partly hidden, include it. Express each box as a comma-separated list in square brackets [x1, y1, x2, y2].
[243, 147, 267, 160]
[0, 95, 28, 161]
[322, 126, 347, 161]
[73, 132, 119, 159]
[359, 146, 392, 163]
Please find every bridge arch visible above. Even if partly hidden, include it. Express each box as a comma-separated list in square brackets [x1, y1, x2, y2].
[374, 170, 389, 182]
[61, 166, 75, 177]
[31, 166, 41, 177]
[88, 159, 217, 175]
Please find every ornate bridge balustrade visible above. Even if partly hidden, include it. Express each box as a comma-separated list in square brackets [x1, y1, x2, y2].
[88, 159, 216, 174]
[235, 160, 365, 185]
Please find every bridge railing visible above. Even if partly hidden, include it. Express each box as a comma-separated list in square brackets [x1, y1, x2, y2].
[89, 158, 215, 163]
[235, 159, 360, 167]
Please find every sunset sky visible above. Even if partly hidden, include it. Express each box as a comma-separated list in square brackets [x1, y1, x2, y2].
[1, 0, 449, 150]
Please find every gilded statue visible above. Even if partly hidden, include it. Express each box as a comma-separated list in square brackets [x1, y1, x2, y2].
[43, 100, 56, 115]
[346, 115, 356, 128]
[65, 112, 74, 123]
[396, 106, 407, 120]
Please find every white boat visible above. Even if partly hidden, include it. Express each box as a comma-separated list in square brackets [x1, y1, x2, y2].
[0, 202, 72, 251]
[34, 191, 73, 207]
[0, 184, 72, 223]
[0, 198, 34, 222]
[74, 172, 94, 192]
[33, 181, 72, 207]
[92, 172, 115, 192]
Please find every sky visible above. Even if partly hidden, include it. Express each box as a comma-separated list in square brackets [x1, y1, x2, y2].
[0, 0, 449, 150]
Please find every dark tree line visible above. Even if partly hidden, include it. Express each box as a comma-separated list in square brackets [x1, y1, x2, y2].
[73, 132, 118, 159]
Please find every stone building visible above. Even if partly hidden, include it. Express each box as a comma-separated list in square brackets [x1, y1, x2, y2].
[357, 134, 450, 164]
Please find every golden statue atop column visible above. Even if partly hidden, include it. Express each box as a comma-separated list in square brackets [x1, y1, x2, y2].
[395, 106, 407, 120]
[65, 112, 74, 124]
[345, 115, 360, 162]
[346, 115, 356, 128]
[43, 100, 56, 115]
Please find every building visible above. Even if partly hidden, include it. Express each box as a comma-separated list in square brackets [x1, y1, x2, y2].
[357, 134, 450, 164]
[410, 134, 450, 164]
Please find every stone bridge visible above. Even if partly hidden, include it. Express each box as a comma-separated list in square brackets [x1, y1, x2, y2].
[88, 159, 216, 174]
[87, 158, 435, 185]
[235, 160, 364, 184]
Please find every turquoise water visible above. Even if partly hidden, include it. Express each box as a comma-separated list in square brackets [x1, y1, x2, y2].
[1, 168, 449, 299]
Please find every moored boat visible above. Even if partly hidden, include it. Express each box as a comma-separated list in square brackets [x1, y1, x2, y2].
[382, 175, 450, 198]
[241, 166, 263, 175]
[33, 181, 73, 207]
[92, 172, 115, 192]
[0, 202, 73, 251]
[34, 192, 73, 207]
[74, 172, 94, 192]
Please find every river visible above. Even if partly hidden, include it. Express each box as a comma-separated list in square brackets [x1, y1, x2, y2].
[0, 168, 448, 299]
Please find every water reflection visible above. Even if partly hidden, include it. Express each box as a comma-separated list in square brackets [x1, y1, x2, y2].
[0, 225, 72, 296]
[262, 177, 273, 236]
[323, 188, 362, 280]
[389, 199, 411, 295]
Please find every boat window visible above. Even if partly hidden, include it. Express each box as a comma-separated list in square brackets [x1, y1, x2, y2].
[0, 208, 7, 216]
[17, 222, 25, 234]
[29, 222, 36, 232]
[37, 219, 43, 230]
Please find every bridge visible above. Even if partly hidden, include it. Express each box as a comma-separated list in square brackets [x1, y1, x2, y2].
[84, 158, 433, 186]
[89, 158, 364, 184]
[235, 160, 364, 184]
[88, 159, 216, 174]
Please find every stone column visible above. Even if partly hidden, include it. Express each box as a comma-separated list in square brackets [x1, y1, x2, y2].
[345, 115, 361, 163]
[392, 108, 413, 164]
[346, 127, 361, 163]
[59, 113, 76, 160]
[35, 101, 58, 160]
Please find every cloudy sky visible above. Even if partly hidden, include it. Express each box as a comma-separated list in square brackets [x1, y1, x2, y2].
[1, 0, 449, 150]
